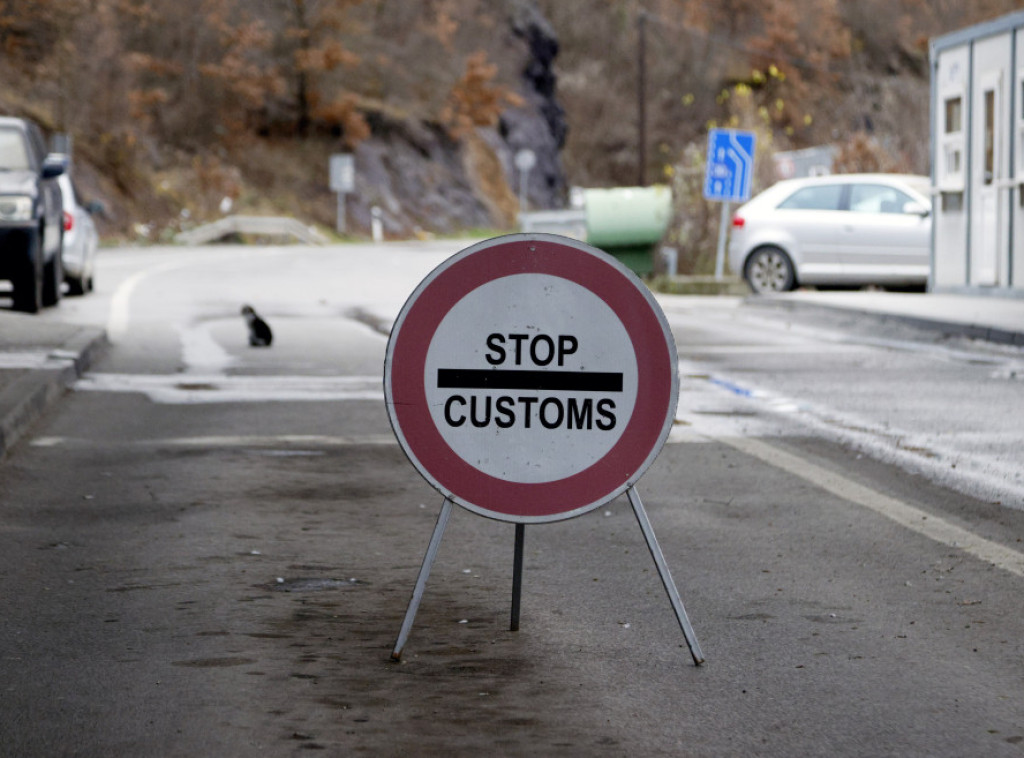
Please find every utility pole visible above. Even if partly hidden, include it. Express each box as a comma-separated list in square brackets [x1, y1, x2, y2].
[637, 10, 648, 187]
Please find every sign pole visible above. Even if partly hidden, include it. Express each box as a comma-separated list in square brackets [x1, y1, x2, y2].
[627, 486, 705, 665]
[514, 149, 536, 214]
[714, 200, 730, 280]
[391, 497, 454, 661]
[336, 192, 346, 235]
[510, 524, 525, 631]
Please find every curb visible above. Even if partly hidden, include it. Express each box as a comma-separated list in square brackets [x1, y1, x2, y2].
[649, 275, 749, 297]
[744, 297, 1024, 347]
[0, 327, 108, 460]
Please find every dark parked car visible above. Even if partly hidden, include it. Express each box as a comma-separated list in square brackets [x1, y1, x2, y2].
[0, 116, 66, 312]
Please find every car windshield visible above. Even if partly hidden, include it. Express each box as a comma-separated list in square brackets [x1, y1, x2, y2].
[849, 184, 915, 214]
[777, 184, 843, 211]
[0, 128, 30, 170]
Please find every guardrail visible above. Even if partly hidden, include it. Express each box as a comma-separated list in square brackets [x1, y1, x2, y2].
[517, 209, 587, 240]
[175, 216, 329, 245]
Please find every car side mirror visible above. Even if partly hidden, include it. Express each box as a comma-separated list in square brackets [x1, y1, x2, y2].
[86, 200, 105, 216]
[903, 201, 930, 217]
[41, 153, 67, 179]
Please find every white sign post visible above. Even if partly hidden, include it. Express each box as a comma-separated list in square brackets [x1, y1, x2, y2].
[329, 153, 355, 234]
[385, 233, 703, 664]
[514, 148, 536, 213]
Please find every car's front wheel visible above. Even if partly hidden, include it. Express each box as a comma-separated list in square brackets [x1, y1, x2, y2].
[744, 246, 796, 293]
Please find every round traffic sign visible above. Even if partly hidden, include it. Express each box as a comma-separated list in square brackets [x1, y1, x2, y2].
[384, 234, 678, 523]
[514, 148, 537, 172]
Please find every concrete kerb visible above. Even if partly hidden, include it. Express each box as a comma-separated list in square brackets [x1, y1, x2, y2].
[743, 296, 1024, 347]
[0, 326, 108, 460]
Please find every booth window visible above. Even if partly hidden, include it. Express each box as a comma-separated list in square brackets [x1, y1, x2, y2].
[945, 96, 962, 134]
[941, 94, 964, 187]
[942, 193, 964, 213]
[984, 89, 995, 185]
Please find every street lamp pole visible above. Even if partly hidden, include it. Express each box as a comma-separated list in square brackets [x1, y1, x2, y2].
[637, 10, 648, 187]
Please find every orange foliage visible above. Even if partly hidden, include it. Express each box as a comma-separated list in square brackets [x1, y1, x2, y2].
[427, 4, 460, 50]
[441, 51, 525, 139]
[295, 40, 360, 73]
[200, 17, 284, 109]
[312, 94, 371, 148]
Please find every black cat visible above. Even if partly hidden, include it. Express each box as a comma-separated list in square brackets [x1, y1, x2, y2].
[241, 304, 273, 347]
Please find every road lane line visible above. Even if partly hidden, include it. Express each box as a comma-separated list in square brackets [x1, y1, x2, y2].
[106, 251, 269, 342]
[107, 259, 199, 342]
[31, 434, 398, 448]
[73, 373, 383, 403]
[723, 435, 1024, 578]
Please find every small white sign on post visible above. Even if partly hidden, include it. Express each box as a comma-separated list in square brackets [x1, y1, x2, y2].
[329, 153, 355, 234]
[329, 153, 355, 193]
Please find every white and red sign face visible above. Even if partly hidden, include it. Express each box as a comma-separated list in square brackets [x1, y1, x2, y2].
[384, 234, 678, 523]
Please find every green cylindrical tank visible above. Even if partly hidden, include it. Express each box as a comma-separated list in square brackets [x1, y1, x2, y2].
[584, 185, 672, 274]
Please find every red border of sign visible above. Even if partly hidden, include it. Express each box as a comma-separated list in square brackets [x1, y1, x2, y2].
[385, 234, 678, 523]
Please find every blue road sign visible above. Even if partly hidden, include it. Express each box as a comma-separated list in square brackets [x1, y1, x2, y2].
[703, 128, 756, 202]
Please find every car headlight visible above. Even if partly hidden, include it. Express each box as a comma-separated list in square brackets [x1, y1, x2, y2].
[0, 196, 33, 222]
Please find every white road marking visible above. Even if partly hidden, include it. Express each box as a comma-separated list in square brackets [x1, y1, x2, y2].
[73, 373, 383, 403]
[682, 343, 868, 355]
[105, 249, 284, 343]
[32, 434, 397, 448]
[724, 435, 1024, 578]
[107, 259, 193, 342]
[0, 351, 74, 369]
[176, 323, 237, 374]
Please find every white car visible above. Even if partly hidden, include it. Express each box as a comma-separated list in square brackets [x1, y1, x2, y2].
[728, 173, 932, 293]
[58, 172, 98, 295]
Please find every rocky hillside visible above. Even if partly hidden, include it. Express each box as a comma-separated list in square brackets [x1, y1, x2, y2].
[0, 0, 568, 242]
[2, 1, 1023, 259]
[347, 1, 568, 238]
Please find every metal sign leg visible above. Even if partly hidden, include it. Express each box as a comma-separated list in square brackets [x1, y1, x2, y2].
[510, 523, 525, 631]
[391, 497, 454, 661]
[627, 486, 705, 665]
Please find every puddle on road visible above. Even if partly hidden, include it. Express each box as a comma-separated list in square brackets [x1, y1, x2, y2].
[261, 577, 366, 592]
[172, 657, 257, 668]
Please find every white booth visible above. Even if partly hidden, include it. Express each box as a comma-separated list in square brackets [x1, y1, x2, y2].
[931, 11, 1024, 295]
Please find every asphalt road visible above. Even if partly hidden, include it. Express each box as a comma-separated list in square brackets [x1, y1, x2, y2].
[2, 243, 1024, 757]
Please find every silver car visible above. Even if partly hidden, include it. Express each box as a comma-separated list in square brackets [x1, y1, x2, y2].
[728, 173, 932, 293]
[58, 172, 98, 295]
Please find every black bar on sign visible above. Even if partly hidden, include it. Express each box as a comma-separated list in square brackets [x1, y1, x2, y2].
[437, 369, 623, 393]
